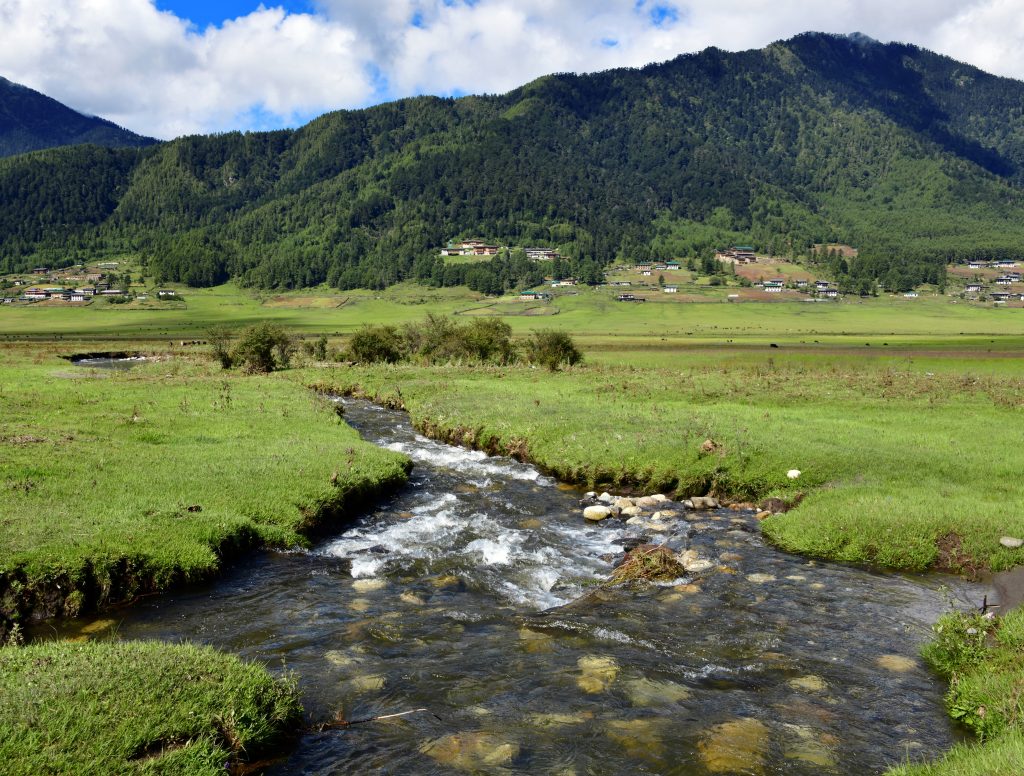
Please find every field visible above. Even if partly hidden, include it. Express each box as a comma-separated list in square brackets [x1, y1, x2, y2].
[3, 276, 1024, 774]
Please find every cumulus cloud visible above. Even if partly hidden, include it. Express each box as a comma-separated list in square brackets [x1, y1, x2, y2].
[0, 0, 1021, 138]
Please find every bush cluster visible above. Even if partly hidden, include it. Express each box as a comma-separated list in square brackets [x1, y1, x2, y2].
[208, 322, 295, 373]
[348, 314, 581, 371]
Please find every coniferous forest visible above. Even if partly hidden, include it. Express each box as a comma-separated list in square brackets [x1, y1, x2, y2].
[4, 32, 1024, 293]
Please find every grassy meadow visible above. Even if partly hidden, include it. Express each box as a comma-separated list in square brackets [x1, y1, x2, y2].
[0, 342, 410, 634]
[3, 275, 1024, 774]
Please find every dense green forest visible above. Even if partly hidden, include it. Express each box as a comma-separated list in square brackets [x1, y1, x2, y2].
[0, 76, 155, 158]
[3, 32, 1024, 292]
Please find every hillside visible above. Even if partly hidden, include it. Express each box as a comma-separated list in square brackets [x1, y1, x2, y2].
[0, 76, 156, 158]
[2, 32, 1024, 292]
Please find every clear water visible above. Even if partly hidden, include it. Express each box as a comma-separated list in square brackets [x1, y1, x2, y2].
[53, 398, 981, 774]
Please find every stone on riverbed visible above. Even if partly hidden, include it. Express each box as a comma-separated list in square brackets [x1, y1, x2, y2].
[755, 510, 774, 521]
[615, 497, 635, 508]
[577, 655, 619, 693]
[679, 549, 716, 573]
[788, 675, 828, 692]
[1000, 536, 1024, 549]
[621, 506, 643, 517]
[584, 505, 612, 521]
[420, 732, 520, 770]
[597, 492, 614, 503]
[635, 496, 660, 508]
[689, 496, 720, 510]
[624, 677, 691, 706]
[876, 654, 917, 673]
[699, 718, 769, 774]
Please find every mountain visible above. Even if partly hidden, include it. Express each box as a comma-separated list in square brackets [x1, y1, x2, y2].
[0, 77, 156, 157]
[3, 32, 1024, 293]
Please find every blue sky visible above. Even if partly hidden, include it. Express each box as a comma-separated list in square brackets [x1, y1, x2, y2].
[1, 1, 1022, 139]
[157, 0, 314, 29]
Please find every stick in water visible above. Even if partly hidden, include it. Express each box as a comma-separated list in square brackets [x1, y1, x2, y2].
[331, 708, 440, 728]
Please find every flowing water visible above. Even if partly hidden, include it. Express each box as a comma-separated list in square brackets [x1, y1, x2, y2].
[56, 398, 982, 774]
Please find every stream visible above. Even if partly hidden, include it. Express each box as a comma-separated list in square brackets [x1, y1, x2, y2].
[54, 398, 982, 774]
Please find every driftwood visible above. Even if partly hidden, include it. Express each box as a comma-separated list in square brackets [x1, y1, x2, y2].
[316, 707, 439, 731]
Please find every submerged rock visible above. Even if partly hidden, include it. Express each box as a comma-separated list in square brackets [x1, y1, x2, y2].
[349, 673, 386, 692]
[419, 732, 520, 771]
[876, 654, 917, 673]
[529, 711, 592, 728]
[577, 655, 619, 693]
[679, 549, 716, 574]
[788, 675, 828, 693]
[352, 578, 386, 593]
[621, 506, 643, 517]
[746, 573, 776, 584]
[698, 718, 769, 774]
[624, 677, 691, 706]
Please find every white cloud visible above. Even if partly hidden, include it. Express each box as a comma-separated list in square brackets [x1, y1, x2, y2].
[0, 0, 1022, 138]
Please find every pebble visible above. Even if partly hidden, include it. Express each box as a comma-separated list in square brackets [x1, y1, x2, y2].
[1000, 536, 1024, 549]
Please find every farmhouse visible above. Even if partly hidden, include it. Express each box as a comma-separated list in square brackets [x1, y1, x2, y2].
[634, 263, 652, 272]
[814, 280, 831, 291]
[995, 276, 1014, 285]
[157, 289, 177, 298]
[550, 279, 577, 287]
[663, 285, 679, 293]
[525, 248, 560, 261]
[904, 291, 919, 298]
[764, 280, 784, 293]
[965, 283, 984, 293]
[641, 270, 652, 277]
[518, 291, 550, 301]
[991, 291, 1011, 302]
[32, 267, 49, 274]
[993, 259, 1018, 268]
[617, 293, 646, 302]
[665, 260, 681, 270]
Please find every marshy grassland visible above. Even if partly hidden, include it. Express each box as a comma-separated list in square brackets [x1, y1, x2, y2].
[3, 281, 1024, 774]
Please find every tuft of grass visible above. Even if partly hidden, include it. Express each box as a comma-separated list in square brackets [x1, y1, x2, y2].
[0, 640, 302, 775]
[609, 544, 686, 584]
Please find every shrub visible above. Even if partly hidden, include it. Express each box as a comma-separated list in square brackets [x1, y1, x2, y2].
[461, 318, 515, 364]
[525, 330, 583, 371]
[349, 325, 405, 363]
[207, 325, 234, 369]
[232, 323, 293, 373]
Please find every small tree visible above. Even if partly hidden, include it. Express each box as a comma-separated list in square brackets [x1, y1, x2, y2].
[233, 323, 293, 373]
[525, 330, 583, 371]
[313, 334, 328, 361]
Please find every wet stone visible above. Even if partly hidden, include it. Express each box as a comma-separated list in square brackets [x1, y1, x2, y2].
[699, 718, 769, 774]
[876, 654, 917, 673]
[577, 655, 619, 693]
[789, 675, 828, 693]
[419, 732, 520, 771]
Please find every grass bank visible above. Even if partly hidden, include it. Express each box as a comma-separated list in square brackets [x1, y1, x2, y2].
[888, 608, 1024, 776]
[0, 343, 410, 638]
[0, 640, 301, 775]
[294, 357, 1024, 574]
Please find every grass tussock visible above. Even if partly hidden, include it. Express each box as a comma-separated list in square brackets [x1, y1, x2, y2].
[609, 545, 686, 584]
[0, 640, 302, 775]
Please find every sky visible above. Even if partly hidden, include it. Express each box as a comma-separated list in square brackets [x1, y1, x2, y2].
[1, 0, 1023, 139]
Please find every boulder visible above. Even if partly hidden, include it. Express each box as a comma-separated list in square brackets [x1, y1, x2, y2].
[615, 497, 635, 508]
[625, 516, 645, 526]
[1000, 536, 1024, 549]
[679, 549, 716, 573]
[584, 491, 597, 499]
[621, 506, 643, 517]
[690, 496, 720, 510]
[597, 492, 614, 503]
[584, 505, 613, 521]
[577, 655, 619, 693]
[650, 494, 669, 503]
[754, 510, 774, 521]
[635, 496, 659, 508]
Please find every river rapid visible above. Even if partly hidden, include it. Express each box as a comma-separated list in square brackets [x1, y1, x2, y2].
[62, 398, 980, 774]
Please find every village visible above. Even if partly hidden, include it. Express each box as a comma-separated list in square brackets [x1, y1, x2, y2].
[0, 261, 178, 306]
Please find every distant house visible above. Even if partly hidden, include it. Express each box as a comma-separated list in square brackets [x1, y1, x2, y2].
[32, 267, 49, 274]
[764, 284, 783, 293]
[994, 259, 1017, 268]
[635, 263, 652, 272]
[518, 291, 550, 301]
[822, 289, 839, 298]
[22, 288, 48, 300]
[903, 291, 919, 298]
[991, 291, 1011, 301]
[157, 289, 177, 297]
[795, 279, 808, 288]
[641, 270, 652, 277]
[663, 285, 679, 293]
[440, 247, 462, 256]
[525, 248, 560, 261]
[968, 262, 984, 269]
[995, 276, 1013, 286]
[617, 293, 646, 302]
[550, 279, 577, 287]
[100, 289, 125, 296]
[97, 261, 120, 269]
[965, 283, 984, 293]
[664, 261, 681, 270]
[67, 291, 86, 302]
[814, 280, 830, 291]
[1, 297, 15, 304]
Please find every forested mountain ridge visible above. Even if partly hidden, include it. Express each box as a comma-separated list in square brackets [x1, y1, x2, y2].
[0, 76, 156, 158]
[3, 32, 1024, 293]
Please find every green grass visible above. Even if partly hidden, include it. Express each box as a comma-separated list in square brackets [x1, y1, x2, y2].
[293, 355, 1024, 573]
[0, 343, 410, 632]
[0, 640, 301, 775]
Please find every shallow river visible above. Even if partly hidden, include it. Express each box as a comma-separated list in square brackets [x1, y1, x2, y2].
[62, 398, 982, 774]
